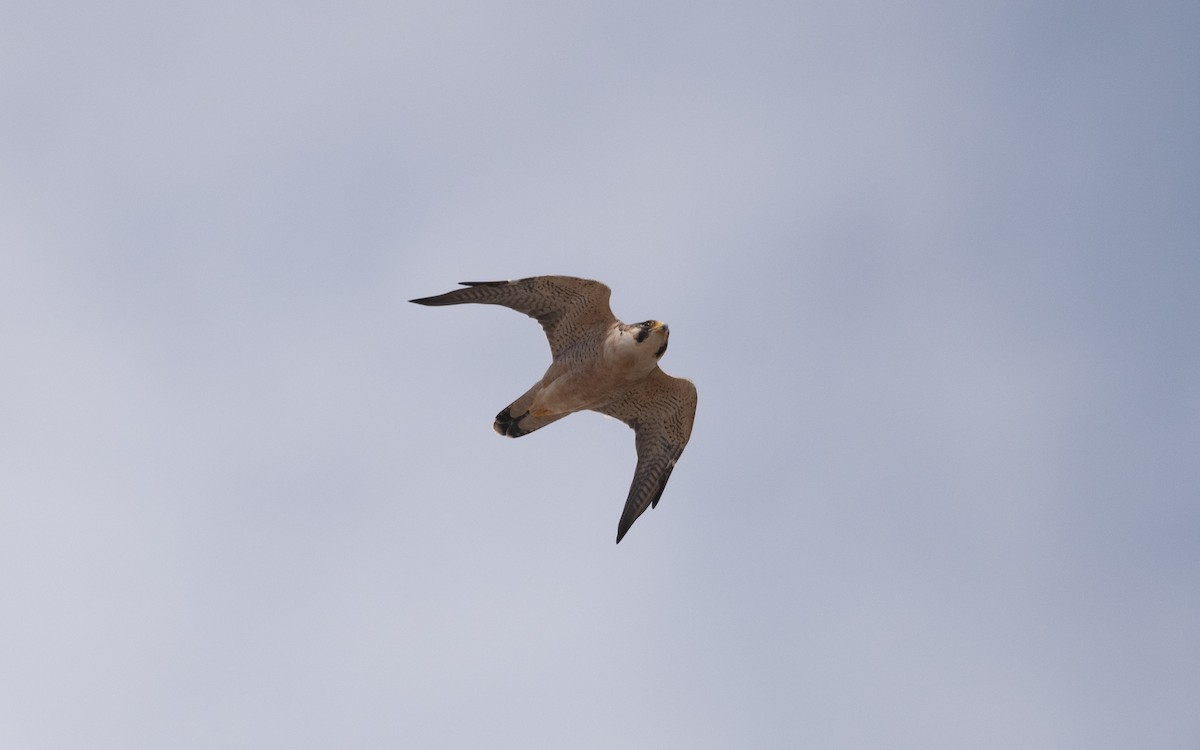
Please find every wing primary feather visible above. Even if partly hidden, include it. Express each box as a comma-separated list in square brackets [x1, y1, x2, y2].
[650, 463, 675, 509]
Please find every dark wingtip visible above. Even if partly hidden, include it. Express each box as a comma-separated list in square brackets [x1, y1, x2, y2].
[459, 280, 507, 287]
[410, 292, 460, 306]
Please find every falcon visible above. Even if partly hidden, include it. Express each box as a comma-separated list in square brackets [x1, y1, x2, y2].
[410, 275, 697, 543]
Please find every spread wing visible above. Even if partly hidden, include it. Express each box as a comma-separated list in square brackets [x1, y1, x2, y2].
[409, 276, 615, 359]
[595, 368, 698, 543]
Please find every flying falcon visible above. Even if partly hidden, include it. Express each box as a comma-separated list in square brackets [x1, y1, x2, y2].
[410, 275, 697, 543]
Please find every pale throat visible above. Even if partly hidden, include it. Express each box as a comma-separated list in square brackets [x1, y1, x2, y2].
[602, 325, 660, 375]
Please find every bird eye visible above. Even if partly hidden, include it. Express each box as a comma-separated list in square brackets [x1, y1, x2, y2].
[642, 321, 654, 328]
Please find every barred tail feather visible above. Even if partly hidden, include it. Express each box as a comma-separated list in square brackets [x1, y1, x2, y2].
[493, 385, 567, 438]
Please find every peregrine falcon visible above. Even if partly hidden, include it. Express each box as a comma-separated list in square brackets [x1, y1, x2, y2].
[410, 275, 697, 543]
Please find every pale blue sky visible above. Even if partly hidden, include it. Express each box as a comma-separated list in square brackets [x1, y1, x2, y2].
[2, 2, 1198, 748]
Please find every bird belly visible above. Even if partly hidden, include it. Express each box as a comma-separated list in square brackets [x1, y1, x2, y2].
[529, 371, 616, 416]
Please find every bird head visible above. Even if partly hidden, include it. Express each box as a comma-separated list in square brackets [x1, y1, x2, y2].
[633, 320, 670, 359]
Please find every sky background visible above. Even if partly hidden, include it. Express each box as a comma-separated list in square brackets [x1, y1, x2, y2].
[2, 1, 1198, 748]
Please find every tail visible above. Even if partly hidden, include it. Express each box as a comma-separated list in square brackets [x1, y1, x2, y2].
[493, 385, 568, 438]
